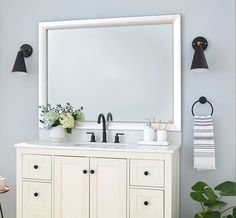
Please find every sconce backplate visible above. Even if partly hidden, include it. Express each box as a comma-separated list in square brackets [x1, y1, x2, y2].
[192, 37, 208, 50]
[20, 44, 33, 57]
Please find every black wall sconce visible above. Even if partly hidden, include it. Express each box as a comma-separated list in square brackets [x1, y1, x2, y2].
[12, 44, 33, 75]
[191, 36, 209, 71]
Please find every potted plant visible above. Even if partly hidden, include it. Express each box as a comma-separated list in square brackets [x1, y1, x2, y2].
[190, 181, 236, 218]
[39, 103, 84, 141]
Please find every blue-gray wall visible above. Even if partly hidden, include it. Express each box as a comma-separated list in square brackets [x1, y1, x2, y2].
[0, 0, 235, 217]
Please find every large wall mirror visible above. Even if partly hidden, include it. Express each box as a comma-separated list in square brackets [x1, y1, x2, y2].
[39, 15, 181, 131]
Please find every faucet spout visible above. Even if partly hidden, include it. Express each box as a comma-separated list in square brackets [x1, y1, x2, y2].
[97, 113, 107, 143]
[107, 112, 113, 122]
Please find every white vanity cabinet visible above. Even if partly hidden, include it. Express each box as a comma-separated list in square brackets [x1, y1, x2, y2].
[16, 142, 180, 218]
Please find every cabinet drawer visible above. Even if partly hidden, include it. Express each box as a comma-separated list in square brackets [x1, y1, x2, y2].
[130, 189, 164, 218]
[23, 155, 52, 180]
[130, 159, 164, 187]
[22, 181, 52, 218]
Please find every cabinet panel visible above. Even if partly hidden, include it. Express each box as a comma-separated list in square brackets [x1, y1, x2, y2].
[130, 159, 165, 187]
[130, 189, 164, 218]
[90, 158, 127, 218]
[22, 181, 51, 218]
[23, 154, 51, 180]
[54, 156, 90, 218]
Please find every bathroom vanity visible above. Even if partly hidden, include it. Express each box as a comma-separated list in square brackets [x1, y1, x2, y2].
[16, 141, 180, 218]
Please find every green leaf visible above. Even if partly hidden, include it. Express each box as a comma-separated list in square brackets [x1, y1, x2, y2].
[197, 211, 220, 218]
[199, 211, 209, 217]
[190, 192, 208, 203]
[205, 211, 220, 218]
[203, 200, 227, 209]
[72, 113, 77, 120]
[215, 181, 236, 196]
[192, 182, 209, 192]
[52, 120, 60, 127]
[194, 213, 203, 218]
[204, 187, 218, 201]
[233, 207, 236, 217]
[66, 128, 72, 134]
[191, 182, 219, 207]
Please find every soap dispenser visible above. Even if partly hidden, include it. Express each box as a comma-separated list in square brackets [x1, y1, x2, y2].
[143, 118, 155, 142]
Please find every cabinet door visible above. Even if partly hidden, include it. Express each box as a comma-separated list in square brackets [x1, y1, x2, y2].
[54, 156, 89, 218]
[22, 181, 51, 218]
[90, 158, 127, 218]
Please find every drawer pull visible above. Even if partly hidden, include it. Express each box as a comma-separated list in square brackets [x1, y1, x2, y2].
[90, 170, 95, 174]
[83, 170, 88, 174]
[144, 171, 149, 176]
[34, 165, 39, 169]
[144, 201, 149, 206]
[34, 192, 39, 197]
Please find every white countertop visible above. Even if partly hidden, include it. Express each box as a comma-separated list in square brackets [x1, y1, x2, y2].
[15, 140, 181, 154]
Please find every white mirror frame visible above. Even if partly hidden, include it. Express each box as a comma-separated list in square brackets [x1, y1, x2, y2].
[39, 15, 181, 131]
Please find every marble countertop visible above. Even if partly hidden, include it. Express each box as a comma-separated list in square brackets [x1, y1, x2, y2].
[15, 140, 181, 154]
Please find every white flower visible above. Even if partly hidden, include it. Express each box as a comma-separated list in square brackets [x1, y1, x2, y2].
[42, 112, 60, 129]
[60, 113, 75, 129]
[76, 111, 85, 121]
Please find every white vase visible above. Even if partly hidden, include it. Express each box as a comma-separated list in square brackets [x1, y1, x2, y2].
[50, 126, 66, 142]
[157, 130, 167, 142]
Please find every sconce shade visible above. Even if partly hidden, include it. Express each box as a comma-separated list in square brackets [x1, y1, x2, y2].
[12, 44, 33, 75]
[12, 51, 27, 74]
[190, 37, 209, 71]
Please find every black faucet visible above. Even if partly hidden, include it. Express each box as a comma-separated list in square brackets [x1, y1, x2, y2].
[97, 113, 107, 143]
[107, 112, 113, 122]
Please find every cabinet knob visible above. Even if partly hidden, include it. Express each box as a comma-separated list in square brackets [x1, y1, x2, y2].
[144, 201, 149, 206]
[34, 192, 39, 197]
[34, 165, 39, 169]
[83, 170, 88, 174]
[144, 171, 149, 176]
[90, 170, 95, 174]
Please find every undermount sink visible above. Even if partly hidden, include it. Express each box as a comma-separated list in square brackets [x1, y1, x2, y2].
[75, 142, 129, 149]
[74, 142, 172, 152]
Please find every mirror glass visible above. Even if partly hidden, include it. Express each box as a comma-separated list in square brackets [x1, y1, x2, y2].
[47, 24, 173, 122]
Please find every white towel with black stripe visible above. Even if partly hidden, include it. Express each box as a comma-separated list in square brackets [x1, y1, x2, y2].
[194, 115, 216, 170]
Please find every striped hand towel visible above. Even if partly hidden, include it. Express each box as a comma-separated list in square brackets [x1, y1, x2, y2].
[194, 115, 216, 170]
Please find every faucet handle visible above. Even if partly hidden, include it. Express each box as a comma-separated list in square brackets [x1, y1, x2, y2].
[86, 132, 96, 142]
[114, 133, 124, 143]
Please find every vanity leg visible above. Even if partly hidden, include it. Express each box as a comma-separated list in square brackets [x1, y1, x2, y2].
[0, 202, 3, 218]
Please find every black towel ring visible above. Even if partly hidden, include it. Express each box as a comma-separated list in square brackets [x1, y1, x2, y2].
[191, 96, 214, 116]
